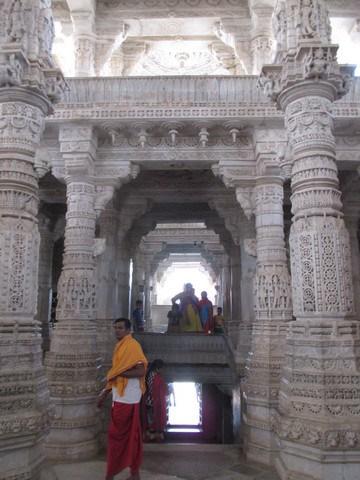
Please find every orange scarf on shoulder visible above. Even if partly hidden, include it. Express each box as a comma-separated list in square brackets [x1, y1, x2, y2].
[106, 334, 148, 397]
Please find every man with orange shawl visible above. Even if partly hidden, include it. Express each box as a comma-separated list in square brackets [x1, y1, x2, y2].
[98, 318, 148, 480]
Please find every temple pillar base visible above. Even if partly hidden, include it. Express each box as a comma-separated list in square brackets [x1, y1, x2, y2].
[0, 441, 45, 480]
[275, 440, 360, 480]
[244, 407, 278, 467]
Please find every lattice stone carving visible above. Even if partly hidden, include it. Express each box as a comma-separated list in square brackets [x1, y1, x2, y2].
[290, 216, 353, 316]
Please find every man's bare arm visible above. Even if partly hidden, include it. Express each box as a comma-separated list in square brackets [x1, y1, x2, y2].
[120, 363, 146, 378]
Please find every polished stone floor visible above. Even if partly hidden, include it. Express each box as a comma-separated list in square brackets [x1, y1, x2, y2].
[47, 444, 280, 480]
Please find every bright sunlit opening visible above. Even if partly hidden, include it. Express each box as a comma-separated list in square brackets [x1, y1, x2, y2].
[167, 382, 201, 429]
[157, 261, 216, 305]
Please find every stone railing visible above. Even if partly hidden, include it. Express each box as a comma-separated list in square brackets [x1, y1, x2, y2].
[134, 332, 236, 385]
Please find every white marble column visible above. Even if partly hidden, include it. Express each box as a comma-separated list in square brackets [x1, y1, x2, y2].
[45, 125, 101, 460]
[261, 2, 360, 478]
[144, 264, 152, 331]
[71, 10, 96, 76]
[344, 213, 360, 317]
[250, 7, 274, 75]
[0, 0, 65, 476]
[38, 214, 55, 352]
[244, 175, 292, 465]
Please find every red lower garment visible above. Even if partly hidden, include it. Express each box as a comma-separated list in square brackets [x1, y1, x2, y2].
[106, 401, 142, 477]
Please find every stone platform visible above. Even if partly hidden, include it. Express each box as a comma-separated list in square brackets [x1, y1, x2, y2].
[44, 444, 280, 480]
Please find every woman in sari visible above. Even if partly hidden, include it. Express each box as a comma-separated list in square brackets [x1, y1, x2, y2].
[144, 359, 169, 442]
[171, 283, 202, 332]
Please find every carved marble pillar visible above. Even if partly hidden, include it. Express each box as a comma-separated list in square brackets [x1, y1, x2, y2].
[116, 246, 131, 318]
[261, 2, 360, 478]
[344, 214, 360, 317]
[96, 205, 118, 369]
[0, 0, 65, 476]
[244, 176, 292, 465]
[0, 96, 50, 480]
[71, 9, 96, 77]
[45, 125, 101, 460]
[250, 8, 274, 75]
[251, 36, 274, 75]
[230, 244, 242, 323]
[144, 264, 152, 331]
[38, 214, 55, 352]
[74, 36, 95, 76]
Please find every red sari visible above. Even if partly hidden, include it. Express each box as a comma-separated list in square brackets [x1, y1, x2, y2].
[150, 374, 169, 432]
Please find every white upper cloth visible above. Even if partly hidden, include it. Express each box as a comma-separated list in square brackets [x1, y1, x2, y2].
[112, 378, 142, 404]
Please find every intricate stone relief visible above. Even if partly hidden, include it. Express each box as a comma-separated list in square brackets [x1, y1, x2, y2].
[290, 216, 353, 315]
[45, 127, 102, 460]
[257, 2, 360, 478]
[0, 7, 63, 464]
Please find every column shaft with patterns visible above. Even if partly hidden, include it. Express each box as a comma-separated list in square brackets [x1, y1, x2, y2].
[244, 175, 292, 465]
[0, 0, 65, 476]
[261, 1, 360, 478]
[45, 125, 101, 460]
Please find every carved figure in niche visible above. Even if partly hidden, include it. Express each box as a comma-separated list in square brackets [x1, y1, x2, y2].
[300, 0, 317, 39]
[38, 6, 55, 65]
[305, 47, 329, 79]
[258, 71, 280, 101]
[171, 283, 202, 332]
[6, 0, 25, 43]
[273, 2, 287, 52]
[0, 54, 22, 87]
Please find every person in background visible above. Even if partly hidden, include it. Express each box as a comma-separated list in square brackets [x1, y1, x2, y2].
[213, 307, 225, 334]
[144, 359, 169, 442]
[198, 290, 214, 333]
[97, 318, 148, 480]
[166, 303, 182, 333]
[132, 299, 144, 332]
[171, 283, 202, 332]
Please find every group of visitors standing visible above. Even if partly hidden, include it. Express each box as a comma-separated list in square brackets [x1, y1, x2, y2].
[168, 282, 225, 334]
[97, 318, 168, 480]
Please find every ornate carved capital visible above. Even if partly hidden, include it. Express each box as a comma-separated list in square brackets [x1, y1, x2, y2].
[0, 0, 66, 108]
[59, 125, 97, 178]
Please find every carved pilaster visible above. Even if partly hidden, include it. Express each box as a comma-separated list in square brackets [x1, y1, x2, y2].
[37, 213, 55, 352]
[344, 213, 360, 317]
[71, 8, 96, 77]
[74, 36, 95, 77]
[251, 7, 274, 75]
[260, 2, 360, 478]
[45, 125, 101, 460]
[244, 175, 292, 465]
[0, 0, 65, 476]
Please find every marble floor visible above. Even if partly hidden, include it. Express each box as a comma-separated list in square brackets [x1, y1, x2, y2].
[45, 444, 280, 480]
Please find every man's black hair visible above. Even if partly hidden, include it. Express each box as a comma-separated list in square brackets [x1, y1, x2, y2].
[114, 317, 132, 330]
